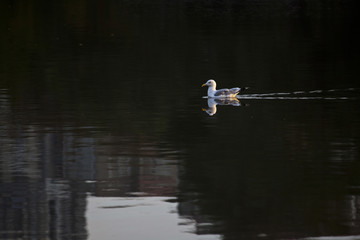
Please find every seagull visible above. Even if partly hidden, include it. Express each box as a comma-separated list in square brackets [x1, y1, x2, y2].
[201, 79, 248, 98]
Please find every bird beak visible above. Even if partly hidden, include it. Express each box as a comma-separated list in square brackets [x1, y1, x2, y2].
[201, 83, 207, 87]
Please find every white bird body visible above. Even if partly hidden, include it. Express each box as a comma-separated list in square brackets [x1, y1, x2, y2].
[202, 79, 246, 98]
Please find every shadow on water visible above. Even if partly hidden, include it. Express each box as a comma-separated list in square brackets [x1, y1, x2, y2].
[180, 100, 360, 239]
[1, 0, 360, 240]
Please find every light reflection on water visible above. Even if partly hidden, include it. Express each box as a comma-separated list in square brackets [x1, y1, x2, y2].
[87, 196, 221, 240]
[1, 85, 360, 239]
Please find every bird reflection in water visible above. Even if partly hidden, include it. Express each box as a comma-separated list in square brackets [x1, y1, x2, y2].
[202, 97, 247, 116]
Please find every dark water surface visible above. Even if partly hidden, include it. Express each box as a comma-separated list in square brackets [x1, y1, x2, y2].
[1, 1, 360, 239]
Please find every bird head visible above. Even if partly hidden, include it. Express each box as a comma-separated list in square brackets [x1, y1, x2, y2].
[201, 79, 216, 87]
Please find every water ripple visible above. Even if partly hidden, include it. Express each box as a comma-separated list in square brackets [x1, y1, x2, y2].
[238, 88, 360, 100]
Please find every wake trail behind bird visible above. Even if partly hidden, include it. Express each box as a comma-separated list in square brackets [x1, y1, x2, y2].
[238, 88, 360, 100]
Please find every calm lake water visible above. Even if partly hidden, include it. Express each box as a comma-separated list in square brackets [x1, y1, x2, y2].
[1, 1, 360, 240]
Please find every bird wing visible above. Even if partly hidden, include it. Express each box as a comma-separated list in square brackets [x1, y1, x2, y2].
[214, 88, 231, 96]
[229, 88, 240, 94]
